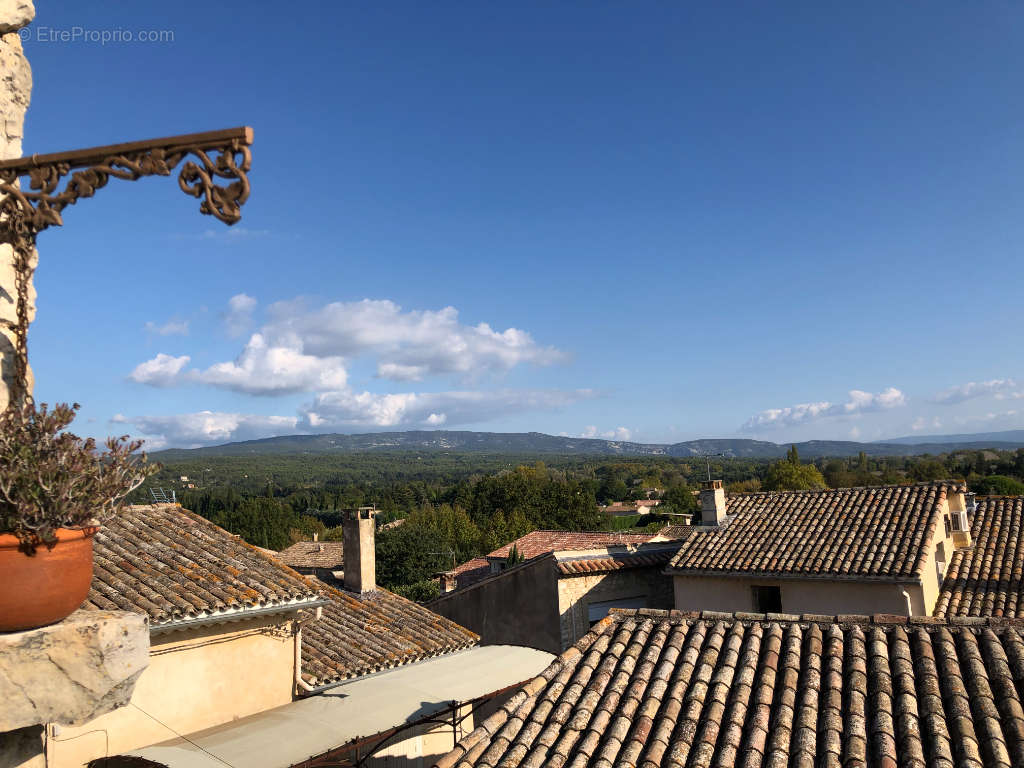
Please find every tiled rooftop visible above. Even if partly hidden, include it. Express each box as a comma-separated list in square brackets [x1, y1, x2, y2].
[276, 540, 345, 569]
[436, 608, 1024, 768]
[556, 546, 681, 576]
[489, 530, 661, 560]
[86, 504, 322, 628]
[668, 481, 963, 579]
[446, 530, 673, 590]
[301, 582, 479, 685]
[450, 557, 494, 589]
[936, 496, 1024, 618]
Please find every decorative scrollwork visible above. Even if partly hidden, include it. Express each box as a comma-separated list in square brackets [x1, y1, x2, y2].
[0, 127, 252, 411]
[0, 134, 251, 240]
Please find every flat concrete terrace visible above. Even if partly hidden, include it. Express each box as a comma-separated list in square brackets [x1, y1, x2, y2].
[128, 644, 554, 768]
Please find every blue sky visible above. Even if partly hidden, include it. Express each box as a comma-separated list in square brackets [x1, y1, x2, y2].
[17, 2, 1024, 448]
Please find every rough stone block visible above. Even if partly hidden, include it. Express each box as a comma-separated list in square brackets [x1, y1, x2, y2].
[0, 610, 149, 731]
[0, 1, 34, 34]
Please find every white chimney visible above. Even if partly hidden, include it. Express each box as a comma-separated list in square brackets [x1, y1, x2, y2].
[700, 480, 727, 526]
[343, 506, 377, 593]
[313, 532, 318, 542]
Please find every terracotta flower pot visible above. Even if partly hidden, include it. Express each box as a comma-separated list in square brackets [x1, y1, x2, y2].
[0, 527, 96, 632]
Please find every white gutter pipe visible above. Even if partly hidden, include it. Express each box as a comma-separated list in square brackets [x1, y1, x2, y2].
[294, 606, 323, 694]
[901, 589, 913, 617]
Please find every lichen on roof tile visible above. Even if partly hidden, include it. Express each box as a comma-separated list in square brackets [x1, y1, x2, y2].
[668, 481, 963, 579]
[434, 609, 1024, 768]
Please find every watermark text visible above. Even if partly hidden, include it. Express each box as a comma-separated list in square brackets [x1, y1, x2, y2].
[20, 26, 175, 45]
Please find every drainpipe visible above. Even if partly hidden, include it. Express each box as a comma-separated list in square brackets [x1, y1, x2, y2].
[901, 589, 913, 617]
[294, 606, 323, 694]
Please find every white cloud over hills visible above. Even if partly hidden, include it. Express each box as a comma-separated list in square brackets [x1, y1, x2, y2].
[931, 378, 1024, 405]
[111, 411, 299, 451]
[742, 387, 907, 432]
[124, 295, 580, 447]
[118, 389, 593, 449]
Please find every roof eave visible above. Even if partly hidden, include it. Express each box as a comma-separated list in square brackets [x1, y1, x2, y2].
[150, 596, 329, 636]
[663, 567, 924, 585]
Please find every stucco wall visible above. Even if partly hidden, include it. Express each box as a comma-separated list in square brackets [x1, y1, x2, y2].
[0, 1, 37, 411]
[673, 574, 922, 616]
[919, 495, 959, 616]
[48, 614, 297, 768]
[430, 556, 561, 654]
[556, 567, 674, 650]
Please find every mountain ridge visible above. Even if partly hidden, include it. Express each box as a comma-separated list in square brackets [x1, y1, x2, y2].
[149, 428, 1024, 461]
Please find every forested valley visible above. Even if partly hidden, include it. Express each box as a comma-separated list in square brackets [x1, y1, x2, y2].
[134, 447, 1024, 601]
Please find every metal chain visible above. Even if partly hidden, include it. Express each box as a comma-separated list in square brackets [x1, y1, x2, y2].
[0, 206, 36, 411]
[9, 231, 34, 409]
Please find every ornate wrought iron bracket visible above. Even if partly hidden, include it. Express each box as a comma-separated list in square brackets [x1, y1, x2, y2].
[0, 126, 253, 244]
[0, 126, 253, 408]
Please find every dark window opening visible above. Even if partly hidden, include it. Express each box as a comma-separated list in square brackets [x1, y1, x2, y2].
[752, 585, 782, 613]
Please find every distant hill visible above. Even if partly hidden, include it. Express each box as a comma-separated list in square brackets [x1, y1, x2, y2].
[881, 429, 1024, 446]
[151, 431, 671, 460]
[150, 428, 1024, 461]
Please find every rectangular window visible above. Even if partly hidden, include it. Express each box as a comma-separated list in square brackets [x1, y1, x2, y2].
[943, 514, 951, 537]
[752, 585, 782, 613]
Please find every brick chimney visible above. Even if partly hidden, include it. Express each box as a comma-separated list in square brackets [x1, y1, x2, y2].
[343, 506, 377, 593]
[700, 480, 727, 526]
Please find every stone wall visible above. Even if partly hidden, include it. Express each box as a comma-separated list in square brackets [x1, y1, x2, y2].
[0, 610, 149, 768]
[556, 567, 675, 650]
[0, 0, 36, 411]
[429, 556, 562, 654]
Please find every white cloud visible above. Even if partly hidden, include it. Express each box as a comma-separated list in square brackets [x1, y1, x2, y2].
[932, 378, 1024, 405]
[911, 416, 943, 432]
[376, 362, 428, 381]
[119, 411, 299, 450]
[224, 293, 258, 337]
[984, 409, 1018, 422]
[300, 388, 593, 430]
[144, 320, 189, 336]
[742, 387, 907, 432]
[581, 425, 632, 440]
[129, 336, 347, 396]
[116, 387, 594, 448]
[132, 296, 564, 399]
[198, 334, 347, 395]
[264, 299, 562, 381]
[128, 354, 191, 387]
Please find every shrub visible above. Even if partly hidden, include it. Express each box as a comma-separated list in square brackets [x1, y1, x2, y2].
[0, 402, 157, 553]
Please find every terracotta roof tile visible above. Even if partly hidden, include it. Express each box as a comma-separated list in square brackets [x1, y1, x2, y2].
[556, 547, 680, 575]
[935, 496, 1024, 618]
[450, 557, 493, 589]
[488, 530, 659, 560]
[301, 582, 479, 684]
[85, 504, 321, 628]
[668, 482, 963, 579]
[276, 540, 345, 569]
[435, 609, 1024, 768]
[446, 531, 670, 590]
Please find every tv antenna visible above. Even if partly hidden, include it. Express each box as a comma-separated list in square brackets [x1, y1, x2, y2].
[693, 450, 725, 482]
[429, 549, 457, 570]
[150, 487, 177, 504]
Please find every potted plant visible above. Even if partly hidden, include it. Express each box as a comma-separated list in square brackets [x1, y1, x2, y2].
[0, 401, 156, 631]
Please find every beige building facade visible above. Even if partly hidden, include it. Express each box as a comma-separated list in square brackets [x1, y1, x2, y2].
[669, 480, 971, 618]
[48, 613, 303, 768]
